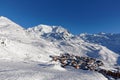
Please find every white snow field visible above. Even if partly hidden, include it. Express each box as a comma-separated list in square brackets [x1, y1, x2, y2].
[0, 16, 120, 80]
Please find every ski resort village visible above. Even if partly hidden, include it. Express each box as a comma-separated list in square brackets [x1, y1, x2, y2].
[0, 16, 120, 80]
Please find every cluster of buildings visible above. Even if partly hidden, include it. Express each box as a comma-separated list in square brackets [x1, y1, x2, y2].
[50, 53, 103, 71]
[50, 53, 120, 79]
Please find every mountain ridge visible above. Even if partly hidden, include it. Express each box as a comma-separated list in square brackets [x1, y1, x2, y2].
[79, 33, 120, 54]
[27, 24, 73, 40]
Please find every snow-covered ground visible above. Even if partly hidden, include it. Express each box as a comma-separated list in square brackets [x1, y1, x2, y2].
[0, 60, 108, 80]
[0, 16, 120, 80]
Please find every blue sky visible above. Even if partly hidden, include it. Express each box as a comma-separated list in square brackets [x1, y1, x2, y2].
[0, 0, 120, 34]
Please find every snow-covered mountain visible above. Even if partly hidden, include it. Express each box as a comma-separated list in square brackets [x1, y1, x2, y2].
[79, 33, 120, 54]
[27, 24, 73, 40]
[0, 16, 120, 80]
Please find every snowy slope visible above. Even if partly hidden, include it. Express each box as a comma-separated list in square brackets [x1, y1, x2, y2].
[0, 60, 108, 80]
[0, 16, 120, 80]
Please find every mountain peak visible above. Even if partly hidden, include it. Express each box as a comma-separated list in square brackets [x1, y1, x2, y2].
[0, 16, 17, 26]
[29, 24, 69, 34]
[0, 16, 9, 19]
[27, 24, 73, 40]
[0, 16, 12, 22]
[33, 24, 53, 33]
[0, 16, 26, 38]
